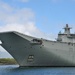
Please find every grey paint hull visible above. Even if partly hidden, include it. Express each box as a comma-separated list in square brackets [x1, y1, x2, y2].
[0, 31, 75, 67]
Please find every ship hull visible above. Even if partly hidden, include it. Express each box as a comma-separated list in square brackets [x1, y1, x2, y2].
[0, 31, 75, 67]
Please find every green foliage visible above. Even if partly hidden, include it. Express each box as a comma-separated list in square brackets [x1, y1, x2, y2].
[0, 58, 17, 65]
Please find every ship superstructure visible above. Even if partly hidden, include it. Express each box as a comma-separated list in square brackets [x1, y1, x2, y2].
[0, 24, 75, 67]
[57, 24, 75, 43]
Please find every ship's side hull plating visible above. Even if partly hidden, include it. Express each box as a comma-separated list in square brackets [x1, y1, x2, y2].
[0, 31, 75, 67]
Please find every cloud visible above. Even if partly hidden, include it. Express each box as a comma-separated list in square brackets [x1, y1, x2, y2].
[0, 8, 35, 24]
[0, 0, 56, 54]
[0, 22, 55, 40]
[0, 0, 55, 39]
[0, 1, 53, 39]
[0, 1, 13, 12]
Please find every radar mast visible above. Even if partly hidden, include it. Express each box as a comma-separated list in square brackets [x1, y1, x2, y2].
[63, 24, 72, 34]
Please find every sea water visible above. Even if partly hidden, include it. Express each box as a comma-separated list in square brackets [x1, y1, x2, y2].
[0, 65, 75, 75]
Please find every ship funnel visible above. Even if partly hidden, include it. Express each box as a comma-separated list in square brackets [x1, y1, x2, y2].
[63, 24, 71, 34]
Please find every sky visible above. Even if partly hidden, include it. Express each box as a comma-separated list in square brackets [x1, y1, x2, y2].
[0, 0, 75, 58]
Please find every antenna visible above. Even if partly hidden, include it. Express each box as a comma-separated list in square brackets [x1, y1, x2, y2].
[63, 24, 72, 34]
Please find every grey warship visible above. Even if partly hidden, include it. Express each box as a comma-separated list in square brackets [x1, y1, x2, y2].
[0, 24, 75, 67]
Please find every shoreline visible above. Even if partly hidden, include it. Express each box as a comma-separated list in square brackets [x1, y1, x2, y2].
[0, 58, 17, 65]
